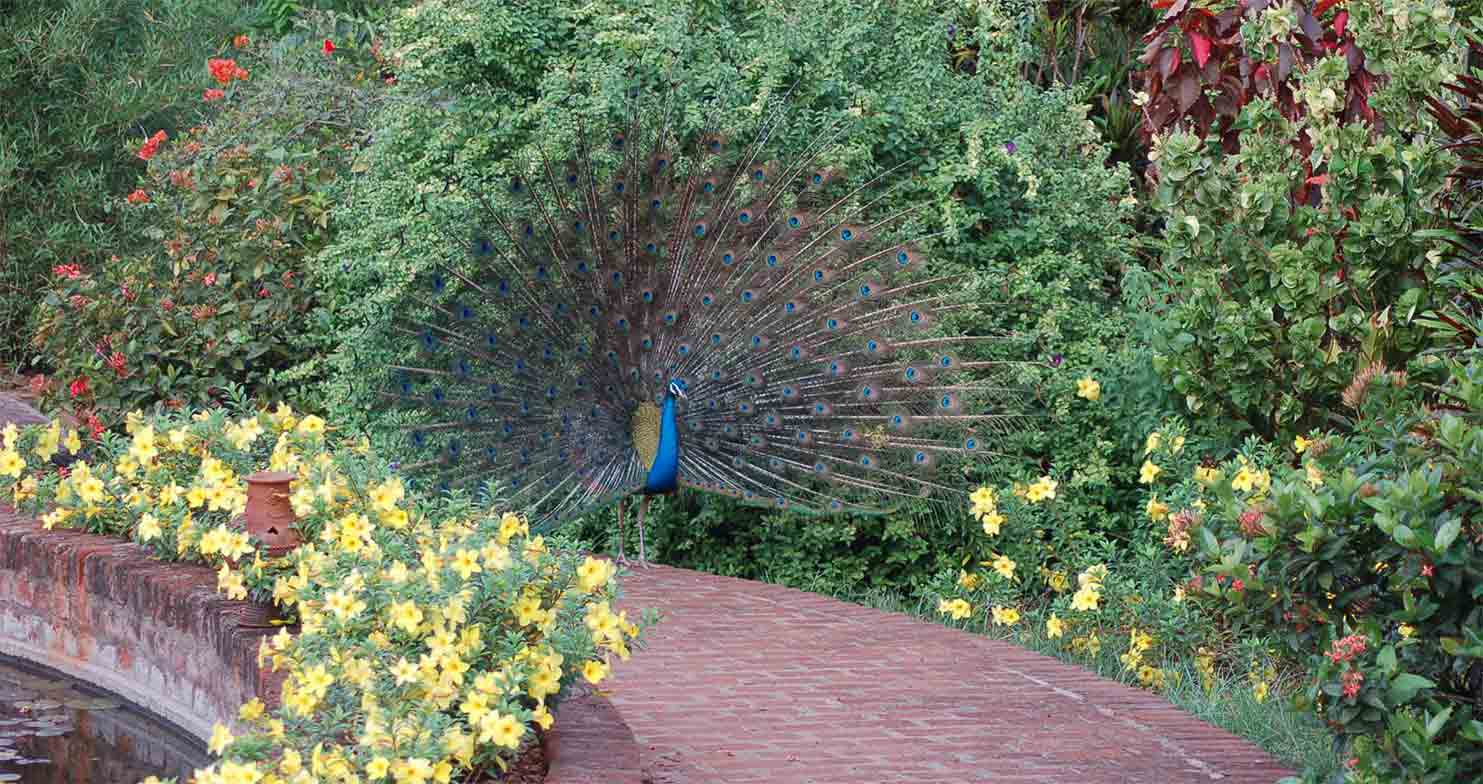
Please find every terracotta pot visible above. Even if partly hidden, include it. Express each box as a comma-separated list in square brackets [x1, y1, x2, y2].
[239, 470, 301, 559]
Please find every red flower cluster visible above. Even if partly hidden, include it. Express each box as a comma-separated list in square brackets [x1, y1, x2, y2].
[137, 130, 167, 161]
[52, 263, 83, 279]
[203, 88, 226, 102]
[106, 351, 128, 378]
[125, 189, 150, 204]
[233, 34, 250, 49]
[1326, 634, 1368, 664]
[169, 169, 195, 190]
[69, 377, 89, 399]
[1341, 670, 1365, 699]
[207, 57, 248, 86]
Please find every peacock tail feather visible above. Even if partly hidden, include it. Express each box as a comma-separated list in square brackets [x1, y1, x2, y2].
[374, 86, 1027, 526]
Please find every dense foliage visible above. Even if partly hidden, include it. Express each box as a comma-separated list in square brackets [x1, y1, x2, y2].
[0, 0, 251, 364]
[28, 20, 387, 427]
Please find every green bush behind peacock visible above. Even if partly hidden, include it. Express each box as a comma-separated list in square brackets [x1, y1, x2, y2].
[312, 0, 1150, 597]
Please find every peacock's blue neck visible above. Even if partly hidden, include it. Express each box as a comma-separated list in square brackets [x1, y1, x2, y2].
[643, 393, 681, 494]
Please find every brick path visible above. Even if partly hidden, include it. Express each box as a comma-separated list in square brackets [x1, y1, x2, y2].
[609, 566, 1294, 784]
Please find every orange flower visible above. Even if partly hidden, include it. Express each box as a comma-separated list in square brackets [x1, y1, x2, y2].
[233, 34, 250, 49]
[203, 88, 225, 102]
[125, 189, 149, 204]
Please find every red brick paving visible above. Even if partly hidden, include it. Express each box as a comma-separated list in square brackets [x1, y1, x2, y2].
[609, 565, 1294, 784]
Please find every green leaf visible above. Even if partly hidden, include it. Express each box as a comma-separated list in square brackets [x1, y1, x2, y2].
[1377, 644, 1397, 672]
[1387, 673, 1434, 705]
[1434, 518, 1461, 553]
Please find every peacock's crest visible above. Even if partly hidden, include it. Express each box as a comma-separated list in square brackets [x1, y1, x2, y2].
[374, 86, 1026, 528]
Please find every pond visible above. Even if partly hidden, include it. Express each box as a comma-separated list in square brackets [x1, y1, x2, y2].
[0, 655, 206, 784]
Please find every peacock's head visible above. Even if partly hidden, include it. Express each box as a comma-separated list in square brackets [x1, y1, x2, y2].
[667, 378, 689, 399]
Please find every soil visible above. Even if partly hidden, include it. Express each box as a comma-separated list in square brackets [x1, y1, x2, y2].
[488, 738, 546, 783]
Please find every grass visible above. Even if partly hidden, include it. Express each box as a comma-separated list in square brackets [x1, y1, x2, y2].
[773, 577, 1343, 781]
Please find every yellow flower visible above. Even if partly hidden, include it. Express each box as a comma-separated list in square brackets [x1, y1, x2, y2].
[1144, 432, 1162, 454]
[523, 534, 547, 565]
[479, 712, 524, 750]
[582, 659, 609, 684]
[1046, 613, 1065, 639]
[497, 512, 527, 543]
[1025, 475, 1057, 503]
[239, 698, 265, 722]
[956, 570, 982, 591]
[1070, 585, 1102, 612]
[1399, 624, 1416, 639]
[1048, 571, 1069, 593]
[389, 601, 424, 635]
[279, 748, 303, 775]
[978, 509, 1005, 536]
[452, 548, 482, 580]
[988, 553, 1016, 580]
[296, 415, 326, 435]
[1174, 586, 1186, 603]
[137, 513, 162, 542]
[1193, 465, 1221, 485]
[577, 556, 615, 592]
[1170, 435, 1185, 454]
[0, 423, 15, 449]
[969, 486, 995, 507]
[1145, 495, 1169, 522]
[1305, 461, 1324, 489]
[1139, 460, 1162, 484]
[937, 598, 972, 620]
[368, 478, 404, 512]
[366, 757, 391, 780]
[0, 449, 25, 478]
[208, 722, 235, 755]
[1076, 376, 1101, 401]
[990, 605, 1021, 626]
[390, 657, 419, 685]
[1294, 434, 1311, 453]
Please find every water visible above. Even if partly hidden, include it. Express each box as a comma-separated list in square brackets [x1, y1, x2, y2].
[0, 655, 206, 783]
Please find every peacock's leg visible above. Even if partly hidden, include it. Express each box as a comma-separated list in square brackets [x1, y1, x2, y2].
[636, 496, 651, 568]
[615, 497, 628, 565]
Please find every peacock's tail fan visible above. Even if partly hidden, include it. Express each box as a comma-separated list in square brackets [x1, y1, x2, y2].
[374, 86, 1029, 524]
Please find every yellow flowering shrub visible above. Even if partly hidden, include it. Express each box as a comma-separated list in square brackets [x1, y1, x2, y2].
[0, 401, 645, 783]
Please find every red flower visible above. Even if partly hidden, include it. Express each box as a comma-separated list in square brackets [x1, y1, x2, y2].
[1341, 670, 1365, 699]
[86, 413, 104, 438]
[233, 34, 250, 49]
[52, 263, 83, 279]
[208, 58, 238, 86]
[137, 130, 167, 161]
[1230, 579, 1245, 592]
[322, 39, 335, 55]
[169, 169, 195, 190]
[1422, 563, 1435, 577]
[1326, 634, 1368, 664]
[27, 375, 47, 396]
[126, 189, 150, 204]
[203, 88, 225, 102]
[69, 377, 90, 399]
[258, 287, 270, 298]
[233, 65, 249, 81]
[202, 272, 217, 287]
[107, 351, 128, 377]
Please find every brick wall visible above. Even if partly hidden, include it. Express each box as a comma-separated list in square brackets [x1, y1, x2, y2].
[0, 509, 281, 743]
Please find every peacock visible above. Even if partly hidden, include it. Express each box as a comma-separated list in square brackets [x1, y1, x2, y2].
[375, 88, 1023, 565]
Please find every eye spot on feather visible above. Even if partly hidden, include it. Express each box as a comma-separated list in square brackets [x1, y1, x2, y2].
[812, 172, 824, 185]
[645, 241, 659, 254]
[497, 280, 511, 296]
[694, 223, 707, 237]
[752, 168, 765, 182]
[897, 250, 912, 266]
[608, 230, 621, 242]
[859, 284, 872, 298]
[840, 227, 854, 241]
[431, 274, 447, 292]
[741, 290, 755, 303]
[767, 254, 780, 267]
[641, 289, 654, 302]
[474, 238, 494, 257]
[860, 455, 874, 468]
[613, 181, 625, 194]
[572, 220, 584, 233]
[701, 294, 714, 306]
[710, 335, 723, 347]
[788, 215, 801, 228]
[738, 211, 752, 225]
[722, 252, 734, 265]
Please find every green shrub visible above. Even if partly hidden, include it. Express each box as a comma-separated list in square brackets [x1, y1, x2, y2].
[311, 0, 1157, 598]
[1143, 0, 1461, 442]
[0, 0, 252, 366]
[29, 24, 387, 426]
[1131, 358, 1481, 780]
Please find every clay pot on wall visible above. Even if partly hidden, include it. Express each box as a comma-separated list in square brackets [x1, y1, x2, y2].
[238, 470, 302, 558]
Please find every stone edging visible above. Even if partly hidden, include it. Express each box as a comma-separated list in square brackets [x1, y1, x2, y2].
[0, 508, 281, 743]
